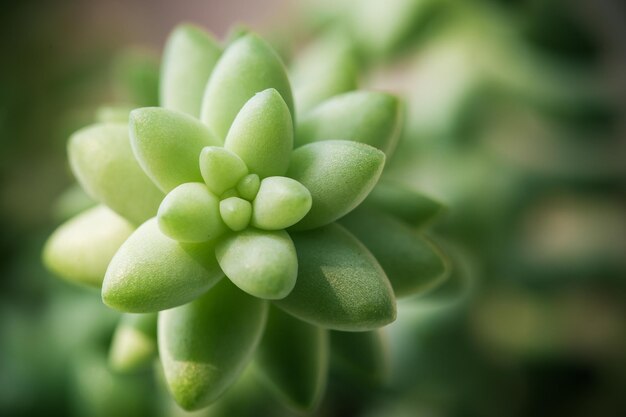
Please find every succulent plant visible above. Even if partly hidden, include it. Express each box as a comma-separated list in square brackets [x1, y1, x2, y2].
[43, 24, 449, 413]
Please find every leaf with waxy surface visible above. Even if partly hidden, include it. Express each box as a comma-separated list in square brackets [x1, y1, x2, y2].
[102, 218, 223, 313]
[276, 223, 396, 331]
[199, 147, 248, 195]
[109, 313, 157, 373]
[216, 229, 297, 300]
[201, 34, 294, 139]
[43, 205, 134, 288]
[68, 123, 164, 224]
[296, 91, 402, 156]
[219, 197, 252, 232]
[252, 177, 312, 230]
[129, 107, 221, 192]
[160, 24, 221, 117]
[340, 206, 448, 297]
[157, 183, 225, 243]
[224, 89, 293, 178]
[255, 307, 328, 412]
[159, 279, 268, 411]
[288, 140, 385, 230]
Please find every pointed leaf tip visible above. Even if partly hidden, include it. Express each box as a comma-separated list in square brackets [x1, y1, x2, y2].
[68, 123, 164, 224]
[276, 223, 396, 331]
[160, 24, 221, 117]
[129, 107, 221, 193]
[159, 279, 267, 410]
[102, 218, 223, 313]
[201, 34, 294, 140]
[288, 140, 385, 230]
[224, 88, 293, 178]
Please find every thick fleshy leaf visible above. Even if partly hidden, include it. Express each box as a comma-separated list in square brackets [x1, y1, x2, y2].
[160, 24, 221, 117]
[109, 313, 157, 373]
[255, 306, 328, 412]
[224, 89, 293, 178]
[68, 123, 164, 224]
[340, 207, 449, 298]
[43, 205, 134, 288]
[290, 33, 358, 113]
[365, 180, 444, 227]
[157, 183, 226, 243]
[288, 140, 385, 230]
[252, 177, 312, 230]
[102, 218, 223, 312]
[199, 147, 248, 195]
[129, 107, 221, 192]
[159, 279, 268, 411]
[236, 173, 260, 200]
[331, 330, 389, 384]
[200, 34, 294, 139]
[219, 197, 252, 232]
[276, 223, 396, 331]
[216, 229, 297, 300]
[296, 91, 402, 156]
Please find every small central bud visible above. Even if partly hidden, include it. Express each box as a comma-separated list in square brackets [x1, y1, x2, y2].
[219, 197, 252, 231]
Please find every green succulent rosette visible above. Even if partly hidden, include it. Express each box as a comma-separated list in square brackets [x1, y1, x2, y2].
[43, 24, 449, 413]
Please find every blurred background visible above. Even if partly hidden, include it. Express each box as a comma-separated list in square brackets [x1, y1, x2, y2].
[1, 0, 625, 416]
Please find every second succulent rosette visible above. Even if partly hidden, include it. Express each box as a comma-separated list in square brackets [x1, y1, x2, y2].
[44, 25, 449, 412]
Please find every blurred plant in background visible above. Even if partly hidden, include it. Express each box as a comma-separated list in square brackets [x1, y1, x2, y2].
[1, 0, 625, 416]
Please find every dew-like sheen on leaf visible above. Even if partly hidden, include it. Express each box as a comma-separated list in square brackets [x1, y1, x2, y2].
[68, 123, 164, 224]
[288, 140, 385, 230]
[216, 229, 297, 300]
[160, 24, 221, 117]
[109, 313, 157, 373]
[276, 223, 396, 331]
[159, 279, 268, 411]
[255, 307, 328, 412]
[340, 207, 448, 297]
[224, 89, 293, 178]
[102, 218, 223, 313]
[296, 91, 402, 156]
[43, 205, 135, 288]
[201, 34, 294, 140]
[129, 107, 221, 192]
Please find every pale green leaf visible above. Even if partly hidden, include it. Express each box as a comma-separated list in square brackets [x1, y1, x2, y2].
[102, 218, 223, 313]
[129, 107, 221, 192]
[43, 205, 134, 288]
[199, 147, 248, 195]
[200, 34, 294, 140]
[159, 279, 268, 410]
[288, 140, 385, 230]
[157, 183, 225, 242]
[160, 24, 222, 117]
[68, 123, 164, 224]
[276, 223, 396, 331]
[251, 176, 311, 230]
[216, 229, 297, 300]
[224, 88, 293, 178]
[296, 91, 402, 156]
